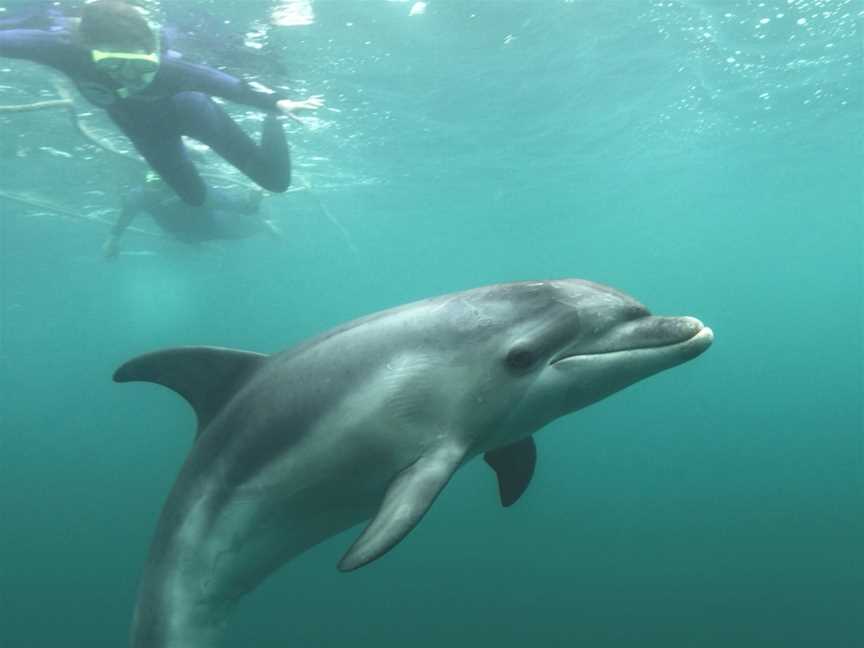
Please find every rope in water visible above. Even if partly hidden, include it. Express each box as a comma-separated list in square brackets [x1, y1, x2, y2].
[0, 99, 73, 112]
[0, 189, 165, 239]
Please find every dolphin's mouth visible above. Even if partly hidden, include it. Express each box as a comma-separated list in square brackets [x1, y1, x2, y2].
[551, 319, 714, 366]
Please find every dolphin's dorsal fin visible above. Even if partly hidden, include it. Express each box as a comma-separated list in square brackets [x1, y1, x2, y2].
[484, 436, 537, 507]
[338, 442, 467, 572]
[113, 346, 267, 436]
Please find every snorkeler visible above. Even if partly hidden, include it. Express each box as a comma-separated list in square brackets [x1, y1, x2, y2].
[103, 172, 282, 258]
[0, 0, 323, 206]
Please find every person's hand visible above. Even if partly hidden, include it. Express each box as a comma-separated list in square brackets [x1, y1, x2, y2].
[276, 95, 325, 124]
[102, 235, 120, 260]
[277, 95, 325, 113]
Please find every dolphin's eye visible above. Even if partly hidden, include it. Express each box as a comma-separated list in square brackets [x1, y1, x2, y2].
[506, 346, 537, 371]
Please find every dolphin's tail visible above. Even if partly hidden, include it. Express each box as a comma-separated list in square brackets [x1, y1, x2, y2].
[114, 346, 267, 436]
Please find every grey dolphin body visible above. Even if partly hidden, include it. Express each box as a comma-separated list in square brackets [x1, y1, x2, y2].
[115, 279, 713, 648]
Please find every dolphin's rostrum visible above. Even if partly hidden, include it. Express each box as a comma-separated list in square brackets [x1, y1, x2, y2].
[115, 279, 713, 648]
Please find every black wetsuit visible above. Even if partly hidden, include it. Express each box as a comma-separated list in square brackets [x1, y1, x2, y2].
[114, 182, 266, 243]
[0, 26, 291, 206]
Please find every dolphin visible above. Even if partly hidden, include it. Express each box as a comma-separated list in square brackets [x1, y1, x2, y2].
[114, 279, 713, 648]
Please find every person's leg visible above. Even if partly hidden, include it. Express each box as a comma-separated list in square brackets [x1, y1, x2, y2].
[109, 109, 207, 205]
[174, 92, 291, 193]
[133, 136, 207, 206]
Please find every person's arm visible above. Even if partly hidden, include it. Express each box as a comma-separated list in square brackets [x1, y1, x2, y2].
[161, 58, 324, 118]
[103, 188, 144, 259]
[0, 4, 66, 31]
[0, 28, 75, 68]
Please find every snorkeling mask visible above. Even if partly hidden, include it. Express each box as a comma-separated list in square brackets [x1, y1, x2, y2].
[92, 47, 160, 94]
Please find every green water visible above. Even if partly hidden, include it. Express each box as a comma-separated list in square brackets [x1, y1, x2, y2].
[0, 1, 861, 646]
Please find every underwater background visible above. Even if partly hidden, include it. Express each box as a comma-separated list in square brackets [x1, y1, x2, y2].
[0, 0, 861, 646]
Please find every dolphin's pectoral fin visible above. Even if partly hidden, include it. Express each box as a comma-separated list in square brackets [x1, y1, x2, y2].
[338, 443, 467, 572]
[114, 346, 267, 435]
[484, 436, 537, 507]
